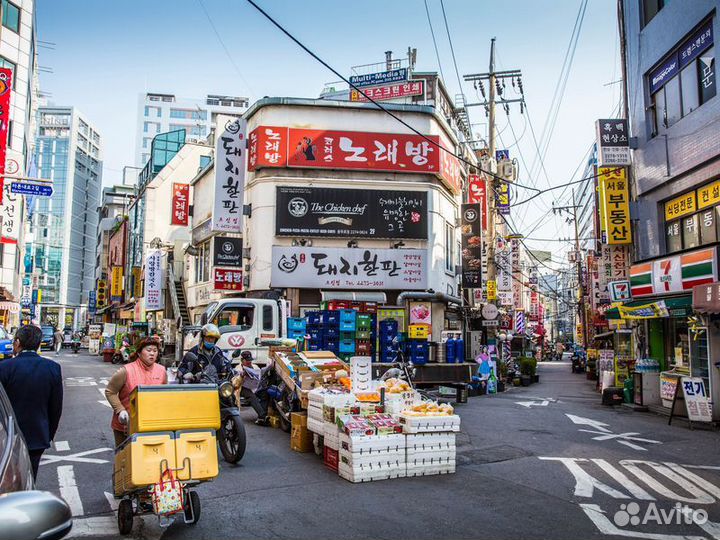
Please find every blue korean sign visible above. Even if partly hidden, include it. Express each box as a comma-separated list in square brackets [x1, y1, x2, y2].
[679, 19, 713, 69]
[349, 68, 408, 89]
[495, 149, 510, 161]
[11, 182, 53, 197]
[88, 291, 96, 314]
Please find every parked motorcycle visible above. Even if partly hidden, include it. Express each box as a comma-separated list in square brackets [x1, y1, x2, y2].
[181, 353, 246, 463]
[112, 339, 131, 365]
[571, 349, 587, 373]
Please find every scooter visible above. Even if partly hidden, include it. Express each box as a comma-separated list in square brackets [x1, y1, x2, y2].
[112, 340, 131, 364]
[181, 353, 246, 463]
[571, 350, 587, 373]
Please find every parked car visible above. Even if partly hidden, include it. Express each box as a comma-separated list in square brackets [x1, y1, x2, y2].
[0, 383, 72, 540]
[0, 327, 13, 360]
[39, 326, 55, 351]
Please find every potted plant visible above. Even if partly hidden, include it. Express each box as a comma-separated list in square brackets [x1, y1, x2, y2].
[497, 362, 507, 392]
[519, 357, 537, 386]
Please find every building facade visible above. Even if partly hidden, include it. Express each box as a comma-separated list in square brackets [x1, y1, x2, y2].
[28, 106, 102, 329]
[621, 0, 720, 419]
[134, 93, 248, 166]
[0, 0, 39, 326]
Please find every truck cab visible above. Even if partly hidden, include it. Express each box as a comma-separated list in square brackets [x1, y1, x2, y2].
[194, 298, 287, 364]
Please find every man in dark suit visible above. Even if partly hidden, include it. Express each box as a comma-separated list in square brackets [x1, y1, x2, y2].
[0, 324, 63, 479]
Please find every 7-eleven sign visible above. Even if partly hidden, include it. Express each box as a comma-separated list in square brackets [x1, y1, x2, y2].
[609, 280, 632, 302]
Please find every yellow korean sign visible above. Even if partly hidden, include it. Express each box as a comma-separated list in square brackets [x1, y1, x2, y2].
[697, 179, 720, 209]
[111, 266, 123, 298]
[132, 267, 143, 298]
[664, 191, 697, 220]
[599, 167, 632, 244]
[487, 279, 497, 301]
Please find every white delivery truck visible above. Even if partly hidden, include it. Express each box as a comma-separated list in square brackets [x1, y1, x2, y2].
[186, 297, 289, 364]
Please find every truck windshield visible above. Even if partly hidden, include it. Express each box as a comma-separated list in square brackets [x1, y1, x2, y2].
[214, 305, 254, 332]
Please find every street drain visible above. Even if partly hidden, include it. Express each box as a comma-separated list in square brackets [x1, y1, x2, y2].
[457, 444, 534, 465]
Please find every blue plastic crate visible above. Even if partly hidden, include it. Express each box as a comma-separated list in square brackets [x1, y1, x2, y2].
[339, 320, 356, 332]
[339, 331, 355, 341]
[306, 311, 321, 326]
[307, 328, 323, 341]
[411, 352, 428, 365]
[379, 331, 398, 342]
[288, 329, 306, 339]
[323, 338, 338, 351]
[287, 317, 307, 332]
[307, 342, 322, 351]
[379, 320, 399, 333]
[339, 339, 356, 354]
[339, 309, 356, 324]
[409, 341, 430, 355]
[324, 327, 339, 339]
[321, 310, 340, 326]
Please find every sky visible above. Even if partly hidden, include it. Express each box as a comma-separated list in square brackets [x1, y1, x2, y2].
[35, 0, 620, 258]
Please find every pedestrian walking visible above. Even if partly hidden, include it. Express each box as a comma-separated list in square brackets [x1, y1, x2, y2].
[105, 337, 166, 447]
[53, 328, 63, 355]
[0, 324, 63, 479]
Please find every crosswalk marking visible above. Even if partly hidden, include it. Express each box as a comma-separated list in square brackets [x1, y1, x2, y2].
[54, 440, 70, 452]
[57, 465, 84, 517]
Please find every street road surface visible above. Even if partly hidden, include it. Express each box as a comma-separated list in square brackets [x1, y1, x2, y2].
[38, 352, 720, 540]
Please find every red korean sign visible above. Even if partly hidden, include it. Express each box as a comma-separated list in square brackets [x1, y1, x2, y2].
[214, 268, 243, 291]
[468, 174, 488, 229]
[0, 68, 12, 205]
[171, 183, 189, 225]
[350, 80, 425, 103]
[247, 126, 461, 194]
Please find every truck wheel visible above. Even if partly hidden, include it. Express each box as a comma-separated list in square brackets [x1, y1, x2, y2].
[118, 499, 133, 535]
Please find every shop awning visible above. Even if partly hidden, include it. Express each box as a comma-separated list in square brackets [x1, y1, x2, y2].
[605, 295, 692, 320]
[692, 282, 720, 314]
[320, 291, 387, 303]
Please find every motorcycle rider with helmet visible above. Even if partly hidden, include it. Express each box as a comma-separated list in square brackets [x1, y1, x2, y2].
[179, 324, 232, 382]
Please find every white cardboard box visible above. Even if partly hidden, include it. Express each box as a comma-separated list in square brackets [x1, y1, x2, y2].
[399, 414, 461, 433]
[405, 462, 456, 477]
[340, 449, 405, 468]
[339, 433, 405, 455]
[338, 463, 407, 483]
[307, 416, 324, 435]
[405, 432, 456, 453]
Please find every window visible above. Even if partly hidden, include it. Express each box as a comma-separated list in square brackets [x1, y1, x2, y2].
[2, 1, 20, 33]
[0, 57, 16, 89]
[213, 304, 254, 332]
[444, 221, 455, 273]
[699, 208, 717, 244]
[263, 305, 273, 331]
[199, 155, 211, 169]
[642, 0, 664, 28]
[169, 108, 207, 120]
[682, 214, 700, 248]
[194, 242, 210, 282]
[681, 63, 700, 115]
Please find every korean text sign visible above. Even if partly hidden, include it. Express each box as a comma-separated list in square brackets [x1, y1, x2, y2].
[460, 203, 483, 288]
[595, 119, 630, 166]
[110, 266, 123, 300]
[680, 377, 713, 422]
[214, 268, 243, 292]
[212, 115, 246, 232]
[599, 167, 632, 244]
[467, 174, 488, 229]
[0, 67, 11, 207]
[350, 80, 424, 102]
[247, 126, 461, 195]
[145, 249, 164, 311]
[271, 246, 427, 290]
[171, 183, 190, 225]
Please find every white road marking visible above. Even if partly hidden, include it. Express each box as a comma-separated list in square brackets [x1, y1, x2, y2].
[579, 503, 707, 540]
[57, 465, 84, 517]
[98, 400, 112, 408]
[103, 491, 119, 511]
[65, 377, 97, 387]
[41, 448, 112, 466]
[620, 461, 715, 505]
[67, 515, 165, 539]
[590, 459, 655, 500]
[54, 440, 70, 452]
[668, 464, 720, 499]
[566, 414, 612, 433]
[525, 396, 559, 402]
[538, 457, 631, 499]
[696, 518, 720, 540]
[516, 400, 549, 407]
[578, 429, 662, 451]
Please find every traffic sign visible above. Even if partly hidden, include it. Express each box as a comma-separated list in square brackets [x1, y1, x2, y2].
[11, 182, 53, 197]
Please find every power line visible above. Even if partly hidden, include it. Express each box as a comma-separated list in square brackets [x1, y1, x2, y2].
[439, 0, 465, 103]
[423, 0, 445, 82]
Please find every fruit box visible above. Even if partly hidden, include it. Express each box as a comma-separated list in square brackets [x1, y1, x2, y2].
[405, 461, 456, 477]
[366, 413, 403, 435]
[405, 432, 456, 454]
[336, 415, 375, 437]
[340, 448, 405, 468]
[398, 414, 461, 434]
[307, 415, 325, 435]
[129, 384, 220, 434]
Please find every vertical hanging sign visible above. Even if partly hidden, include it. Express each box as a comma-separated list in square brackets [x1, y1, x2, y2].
[145, 249, 164, 311]
[110, 266, 123, 302]
[0, 68, 12, 206]
[212, 115, 247, 233]
[467, 174, 488, 229]
[171, 183, 189, 225]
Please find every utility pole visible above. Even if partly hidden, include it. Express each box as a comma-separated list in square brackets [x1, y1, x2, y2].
[463, 39, 523, 345]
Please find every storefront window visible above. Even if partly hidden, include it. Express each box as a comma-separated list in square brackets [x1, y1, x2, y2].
[689, 330, 709, 380]
[699, 208, 717, 244]
[666, 219, 682, 252]
[682, 214, 699, 248]
[664, 76, 682, 128]
[668, 318, 690, 372]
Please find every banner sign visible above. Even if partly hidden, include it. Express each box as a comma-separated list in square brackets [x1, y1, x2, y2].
[467, 174, 487, 229]
[650, 19, 713, 94]
[108, 221, 126, 268]
[630, 246, 717, 297]
[0, 68, 12, 206]
[349, 67, 408, 88]
[88, 291, 96, 315]
[460, 203, 483, 288]
[619, 300, 669, 319]
[132, 267, 143, 299]
[486, 279, 497, 301]
[496, 181, 510, 215]
[599, 166, 632, 244]
[271, 246, 426, 290]
[511, 238, 523, 309]
[276, 186, 427, 239]
[213, 237, 243, 268]
[171, 183, 190, 225]
[214, 268, 243, 291]
[665, 191, 697, 221]
[212, 115, 246, 233]
[145, 249, 164, 311]
[350, 80, 424, 102]
[110, 266, 123, 301]
[496, 242, 512, 292]
[248, 126, 461, 194]
[596, 119, 630, 166]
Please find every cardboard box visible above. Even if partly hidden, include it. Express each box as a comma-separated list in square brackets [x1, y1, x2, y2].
[291, 412, 308, 428]
[290, 415, 314, 453]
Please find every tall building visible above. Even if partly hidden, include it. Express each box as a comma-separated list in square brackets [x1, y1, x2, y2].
[95, 184, 134, 285]
[134, 93, 248, 166]
[28, 107, 102, 329]
[0, 0, 40, 327]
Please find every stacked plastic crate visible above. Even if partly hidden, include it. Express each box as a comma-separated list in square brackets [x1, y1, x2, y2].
[378, 319, 400, 363]
[286, 317, 306, 341]
[338, 309, 356, 362]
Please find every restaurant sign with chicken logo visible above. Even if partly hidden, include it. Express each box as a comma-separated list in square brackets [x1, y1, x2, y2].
[461, 203, 483, 288]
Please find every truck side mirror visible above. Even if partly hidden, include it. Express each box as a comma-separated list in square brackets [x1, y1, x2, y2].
[200, 313, 208, 325]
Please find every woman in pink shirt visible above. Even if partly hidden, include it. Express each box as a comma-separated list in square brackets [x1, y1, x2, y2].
[105, 337, 167, 446]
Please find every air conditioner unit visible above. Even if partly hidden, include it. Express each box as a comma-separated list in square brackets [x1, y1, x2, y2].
[499, 161, 516, 181]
